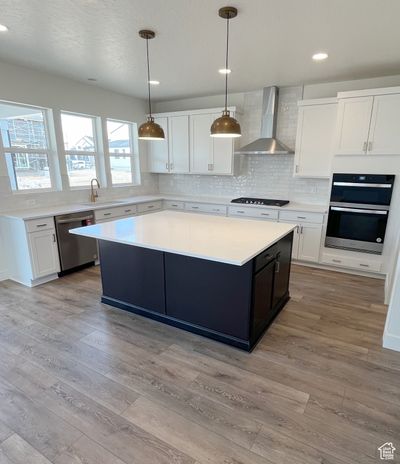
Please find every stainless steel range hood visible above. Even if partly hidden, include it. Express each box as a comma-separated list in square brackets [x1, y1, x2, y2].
[235, 86, 293, 155]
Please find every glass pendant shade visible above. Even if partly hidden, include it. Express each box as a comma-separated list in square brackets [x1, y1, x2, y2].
[138, 116, 165, 140]
[210, 110, 241, 138]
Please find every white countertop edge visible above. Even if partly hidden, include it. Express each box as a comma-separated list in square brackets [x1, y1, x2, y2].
[70, 219, 297, 266]
[1, 193, 328, 220]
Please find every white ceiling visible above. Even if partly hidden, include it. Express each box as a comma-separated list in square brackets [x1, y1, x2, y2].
[0, 0, 400, 101]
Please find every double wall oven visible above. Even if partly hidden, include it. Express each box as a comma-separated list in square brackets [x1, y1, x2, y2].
[325, 174, 395, 254]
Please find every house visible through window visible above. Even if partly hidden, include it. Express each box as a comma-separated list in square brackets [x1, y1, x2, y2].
[106, 119, 137, 185]
[0, 102, 53, 191]
[61, 112, 99, 187]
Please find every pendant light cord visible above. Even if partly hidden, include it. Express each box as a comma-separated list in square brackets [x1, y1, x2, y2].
[146, 37, 152, 117]
[224, 15, 230, 111]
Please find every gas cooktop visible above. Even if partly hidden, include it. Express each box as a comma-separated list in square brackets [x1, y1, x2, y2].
[231, 197, 289, 207]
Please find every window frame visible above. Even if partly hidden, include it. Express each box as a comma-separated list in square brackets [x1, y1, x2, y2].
[60, 110, 102, 190]
[104, 118, 141, 187]
[0, 100, 58, 193]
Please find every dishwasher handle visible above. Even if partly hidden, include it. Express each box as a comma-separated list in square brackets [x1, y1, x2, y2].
[56, 215, 94, 224]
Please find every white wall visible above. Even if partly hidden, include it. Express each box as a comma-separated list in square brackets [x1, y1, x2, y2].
[384, 255, 400, 352]
[0, 60, 159, 279]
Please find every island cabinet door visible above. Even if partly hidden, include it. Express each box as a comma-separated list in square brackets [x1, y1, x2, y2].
[164, 253, 253, 341]
[98, 241, 166, 314]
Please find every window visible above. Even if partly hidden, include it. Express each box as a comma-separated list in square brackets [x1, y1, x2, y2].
[0, 102, 53, 191]
[61, 112, 99, 187]
[106, 119, 137, 185]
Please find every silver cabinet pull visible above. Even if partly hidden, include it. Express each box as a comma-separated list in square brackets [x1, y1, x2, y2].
[208, 163, 214, 171]
[147, 205, 154, 209]
[124, 209, 132, 213]
[297, 216, 306, 219]
[165, 162, 169, 170]
[36, 223, 48, 228]
[261, 213, 270, 216]
[332, 259, 342, 263]
[170, 163, 174, 170]
[300, 225, 304, 234]
[295, 165, 299, 173]
[236, 210, 245, 214]
[363, 141, 367, 152]
[103, 212, 112, 216]
[52, 233, 56, 243]
[191, 206, 199, 209]
[368, 141, 373, 152]
[359, 263, 370, 268]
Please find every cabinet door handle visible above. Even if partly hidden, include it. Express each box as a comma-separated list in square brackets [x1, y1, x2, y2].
[261, 213, 270, 216]
[236, 210, 245, 214]
[363, 142, 367, 152]
[332, 259, 342, 263]
[208, 163, 214, 171]
[52, 233, 56, 243]
[359, 263, 370, 268]
[103, 213, 112, 216]
[297, 216, 306, 219]
[295, 165, 299, 173]
[124, 209, 132, 213]
[300, 225, 304, 234]
[275, 260, 280, 273]
[36, 223, 48, 228]
[147, 205, 154, 209]
[170, 163, 174, 170]
[191, 206, 199, 209]
[165, 162, 169, 170]
[368, 142, 373, 152]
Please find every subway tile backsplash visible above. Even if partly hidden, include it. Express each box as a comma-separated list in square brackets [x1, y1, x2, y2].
[158, 86, 330, 205]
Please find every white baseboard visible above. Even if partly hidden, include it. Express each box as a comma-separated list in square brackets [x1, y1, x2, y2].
[383, 331, 400, 352]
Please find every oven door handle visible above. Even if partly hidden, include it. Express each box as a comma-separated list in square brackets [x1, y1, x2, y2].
[330, 207, 388, 215]
[332, 182, 392, 188]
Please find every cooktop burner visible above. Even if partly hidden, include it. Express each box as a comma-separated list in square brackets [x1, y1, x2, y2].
[231, 197, 290, 207]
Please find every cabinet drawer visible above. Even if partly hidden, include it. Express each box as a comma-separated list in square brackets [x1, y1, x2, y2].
[25, 217, 55, 233]
[137, 201, 163, 213]
[113, 205, 138, 217]
[321, 253, 382, 272]
[254, 245, 277, 273]
[185, 203, 227, 215]
[164, 200, 185, 210]
[228, 206, 278, 220]
[279, 210, 324, 224]
[95, 208, 122, 221]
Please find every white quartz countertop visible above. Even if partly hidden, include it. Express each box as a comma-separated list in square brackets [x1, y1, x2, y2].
[70, 210, 297, 266]
[1, 193, 327, 220]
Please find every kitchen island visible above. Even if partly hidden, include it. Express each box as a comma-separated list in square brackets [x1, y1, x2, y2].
[71, 211, 295, 351]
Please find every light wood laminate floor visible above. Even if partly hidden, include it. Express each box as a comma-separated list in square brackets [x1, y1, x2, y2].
[0, 264, 398, 464]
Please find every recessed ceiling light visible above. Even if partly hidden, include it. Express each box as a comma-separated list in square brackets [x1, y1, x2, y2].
[312, 52, 328, 61]
[218, 68, 231, 74]
[148, 80, 160, 85]
[87, 78, 97, 82]
[0, 24, 9, 32]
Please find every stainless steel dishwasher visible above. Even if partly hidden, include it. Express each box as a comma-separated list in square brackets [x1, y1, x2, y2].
[55, 210, 98, 275]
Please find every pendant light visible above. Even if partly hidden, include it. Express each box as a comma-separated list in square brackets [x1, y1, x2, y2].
[210, 7, 241, 138]
[138, 30, 165, 140]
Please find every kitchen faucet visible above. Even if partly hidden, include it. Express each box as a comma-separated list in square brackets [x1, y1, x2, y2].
[90, 178, 100, 202]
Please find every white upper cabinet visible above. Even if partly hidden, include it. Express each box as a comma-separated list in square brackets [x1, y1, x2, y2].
[190, 113, 213, 173]
[335, 96, 373, 155]
[367, 94, 400, 155]
[148, 108, 236, 175]
[168, 115, 190, 172]
[148, 116, 169, 172]
[190, 111, 235, 175]
[294, 99, 337, 178]
[334, 87, 400, 156]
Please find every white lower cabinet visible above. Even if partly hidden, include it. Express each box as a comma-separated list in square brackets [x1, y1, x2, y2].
[185, 202, 227, 215]
[321, 252, 382, 272]
[28, 229, 60, 278]
[280, 220, 323, 262]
